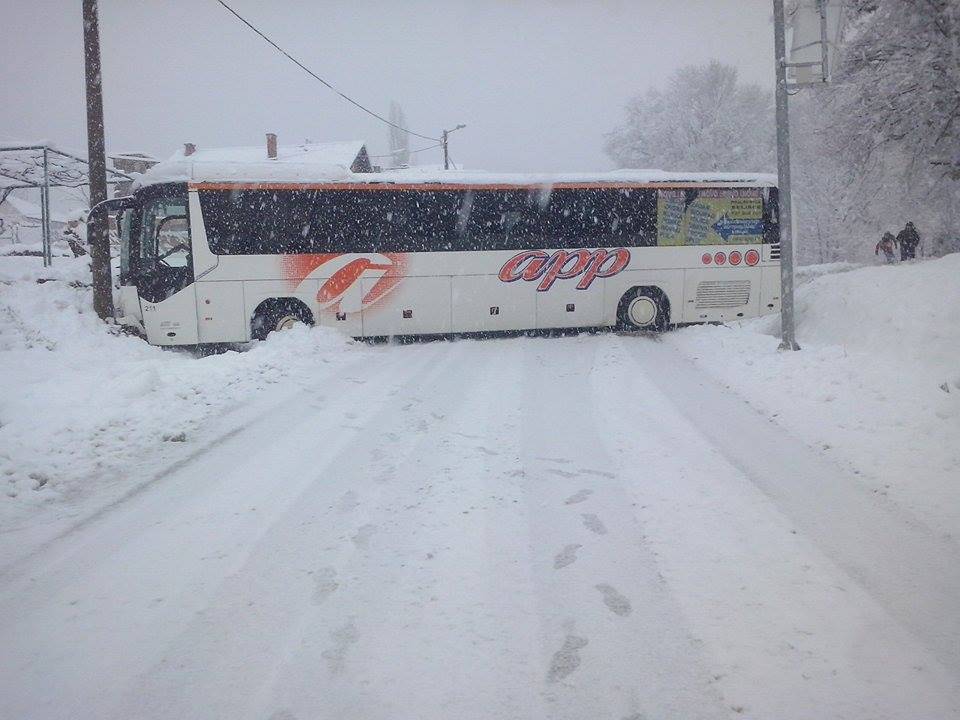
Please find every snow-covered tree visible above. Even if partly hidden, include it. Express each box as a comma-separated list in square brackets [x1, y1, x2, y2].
[830, 1, 959, 176]
[789, 1, 960, 263]
[605, 60, 775, 172]
[388, 101, 411, 167]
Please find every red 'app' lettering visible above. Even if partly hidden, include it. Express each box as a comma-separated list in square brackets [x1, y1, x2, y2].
[499, 248, 631, 291]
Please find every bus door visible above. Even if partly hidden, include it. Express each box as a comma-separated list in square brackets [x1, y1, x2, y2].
[129, 193, 199, 345]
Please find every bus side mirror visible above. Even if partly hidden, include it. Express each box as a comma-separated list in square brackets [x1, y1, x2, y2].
[90, 196, 136, 217]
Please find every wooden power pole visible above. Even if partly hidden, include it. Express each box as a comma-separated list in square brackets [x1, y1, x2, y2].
[82, 0, 114, 319]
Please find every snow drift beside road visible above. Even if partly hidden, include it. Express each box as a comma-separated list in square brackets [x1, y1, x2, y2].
[0, 256, 362, 528]
[792, 255, 958, 377]
[669, 253, 960, 538]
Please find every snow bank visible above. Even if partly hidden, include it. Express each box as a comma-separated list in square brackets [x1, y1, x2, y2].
[668, 253, 960, 536]
[793, 257, 959, 375]
[0, 256, 362, 526]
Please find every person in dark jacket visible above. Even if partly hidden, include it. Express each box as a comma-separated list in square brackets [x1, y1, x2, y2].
[896, 222, 921, 261]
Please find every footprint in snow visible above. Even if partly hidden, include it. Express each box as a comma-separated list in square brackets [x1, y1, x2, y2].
[554, 544, 582, 569]
[351, 524, 378, 550]
[476, 446, 499, 456]
[564, 489, 593, 505]
[579, 468, 617, 479]
[595, 584, 632, 616]
[453, 431, 482, 440]
[547, 635, 589, 683]
[312, 567, 339, 604]
[580, 513, 607, 535]
[322, 621, 359, 674]
[338, 490, 360, 513]
[547, 468, 580, 478]
[266, 710, 297, 720]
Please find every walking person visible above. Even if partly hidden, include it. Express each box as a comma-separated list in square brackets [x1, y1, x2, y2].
[875, 231, 897, 263]
[62, 218, 87, 258]
[896, 221, 921, 261]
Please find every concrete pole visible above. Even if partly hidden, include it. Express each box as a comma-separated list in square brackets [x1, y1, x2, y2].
[41, 147, 52, 267]
[82, 0, 114, 320]
[773, 0, 799, 351]
[442, 130, 449, 170]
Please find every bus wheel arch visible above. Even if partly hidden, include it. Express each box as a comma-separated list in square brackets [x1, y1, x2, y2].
[250, 297, 315, 341]
[617, 286, 670, 332]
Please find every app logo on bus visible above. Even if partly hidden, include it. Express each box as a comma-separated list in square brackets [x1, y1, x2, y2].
[282, 253, 409, 314]
[498, 248, 631, 291]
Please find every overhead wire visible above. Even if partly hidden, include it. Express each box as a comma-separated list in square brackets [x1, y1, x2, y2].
[368, 142, 443, 159]
[214, 0, 440, 143]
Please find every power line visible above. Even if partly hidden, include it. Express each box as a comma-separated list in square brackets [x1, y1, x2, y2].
[214, 0, 440, 142]
[367, 143, 443, 159]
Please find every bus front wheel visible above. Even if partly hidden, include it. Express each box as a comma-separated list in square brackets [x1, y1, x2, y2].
[251, 298, 315, 341]
[618, 287, 669, 332]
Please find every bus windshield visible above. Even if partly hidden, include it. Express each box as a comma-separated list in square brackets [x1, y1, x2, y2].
[119, 207, 133, 279]
[141, 198, 190, 268]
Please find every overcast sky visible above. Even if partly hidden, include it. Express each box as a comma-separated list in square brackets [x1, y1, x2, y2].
[2, 0, 774, 172]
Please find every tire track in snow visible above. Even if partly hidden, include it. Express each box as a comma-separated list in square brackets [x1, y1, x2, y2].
[594, 333, 960, 719]
[257, 338, 555, 720]
[0, 341, 458, 720]
[107, 340, 479, 720]
[620, 335, 960, 680]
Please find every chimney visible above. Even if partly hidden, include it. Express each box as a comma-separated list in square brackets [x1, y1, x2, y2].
[266, 133, 277, 159]
[184, 142, 196, 157]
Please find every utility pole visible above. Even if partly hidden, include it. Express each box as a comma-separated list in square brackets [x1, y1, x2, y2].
[773, 0, 799, 351]
[441, 124, 466, 170]
[82, 0, 114, 320]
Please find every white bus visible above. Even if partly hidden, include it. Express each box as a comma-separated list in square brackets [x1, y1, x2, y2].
[109, 163, 781, 345]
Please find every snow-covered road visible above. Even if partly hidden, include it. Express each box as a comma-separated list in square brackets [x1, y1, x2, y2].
[2, 334, 959, 720]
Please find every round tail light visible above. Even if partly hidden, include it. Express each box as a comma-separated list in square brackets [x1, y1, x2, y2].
[745, 249, 760, 266]
[714, 252, 727, 265]
[729, 250, 742, 265]
[701, 253, 713, 264]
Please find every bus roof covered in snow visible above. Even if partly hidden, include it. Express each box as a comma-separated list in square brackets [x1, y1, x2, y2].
[134, 142, 777, 191]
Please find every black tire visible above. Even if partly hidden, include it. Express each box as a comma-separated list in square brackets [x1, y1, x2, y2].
[617, 287, 669, 332]
[250, 298, 314, 341]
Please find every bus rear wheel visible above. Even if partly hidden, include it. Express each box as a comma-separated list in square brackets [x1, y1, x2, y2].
[618, 287, 669, 332]
[251, 298, 315, 341]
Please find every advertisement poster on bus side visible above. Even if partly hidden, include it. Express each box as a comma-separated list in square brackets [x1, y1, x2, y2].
[657, 188, 764, 246]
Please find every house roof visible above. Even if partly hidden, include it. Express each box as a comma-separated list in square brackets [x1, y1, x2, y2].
[137, 141, 371, 189]
[179, 141, 365, 166]
[0, 194, 70, 224]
